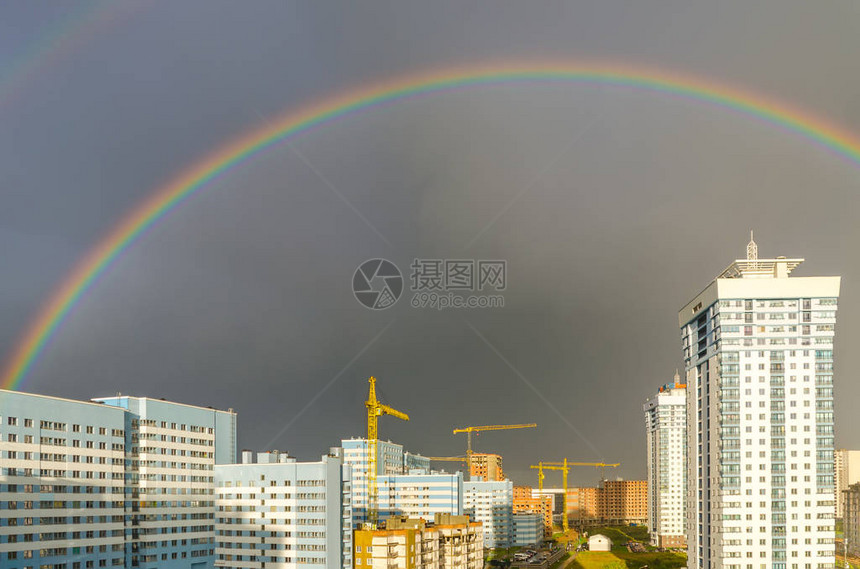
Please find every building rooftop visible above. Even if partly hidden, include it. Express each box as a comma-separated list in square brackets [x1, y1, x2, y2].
[717, 257, 804, 279]
[91, 394, 235, 414]
[716, 231, 803, 279]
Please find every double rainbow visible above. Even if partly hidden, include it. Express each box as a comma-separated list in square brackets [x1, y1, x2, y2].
[4, 61, 860, 389]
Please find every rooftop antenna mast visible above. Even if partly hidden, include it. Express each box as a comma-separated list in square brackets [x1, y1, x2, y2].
[747, 230, 758, 267]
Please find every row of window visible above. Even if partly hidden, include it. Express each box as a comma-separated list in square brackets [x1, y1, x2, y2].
[137, 419, 215, 434]
[2, 418, 123, 438]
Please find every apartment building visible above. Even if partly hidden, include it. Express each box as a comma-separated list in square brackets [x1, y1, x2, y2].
[354, 517, 439, 569]
[469, 454, 504, 482]
[213, 451, 352, 569]
[463, 480, 513, 549]
[354, 514, 482, 569]
[342, 438, 435, 524]
[843, 483, 860, 556]
[680, 238, 839, 568]
[598, 479, 647, 526]
[512, 486, 552, 536]
[0, 391, 128, 569]
[0, 390, 237, 569]
[644, 376, 687, 548]
[434, 513, 483, 569]
[95, 394, 237, 569]
[376, 473, 463, 520]
[404, 452, 431, 474]
[566, 487, 600, 526]
[835, 450, 860, 519]
[511, 513, 543, 546]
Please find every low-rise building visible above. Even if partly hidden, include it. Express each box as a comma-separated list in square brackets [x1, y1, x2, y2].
[587, 534, 611, 552]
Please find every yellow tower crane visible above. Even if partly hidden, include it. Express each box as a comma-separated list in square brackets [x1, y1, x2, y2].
[529, 460, 620, 533]
[453, 423, 536, 479]
[365, 376, 409, 525]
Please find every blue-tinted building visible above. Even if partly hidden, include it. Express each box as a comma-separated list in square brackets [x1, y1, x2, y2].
[512, 513, 543, 546]
[213, 451, 352, 569]
[0, 389, 236, 569]
[0, 390, 129, 569]
[377, 472, 463, 520]
[464, 480, 514, 548]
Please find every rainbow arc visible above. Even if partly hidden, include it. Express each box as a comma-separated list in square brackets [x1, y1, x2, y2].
[4, 61, 860, 389]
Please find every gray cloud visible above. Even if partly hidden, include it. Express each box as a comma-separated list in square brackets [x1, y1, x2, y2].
[1, 0, 859, 486]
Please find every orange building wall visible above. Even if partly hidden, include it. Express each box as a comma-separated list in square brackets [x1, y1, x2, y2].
[598, 480, 647, 524]
[513, 486, 553, 536]
[470, 453, 504, 481]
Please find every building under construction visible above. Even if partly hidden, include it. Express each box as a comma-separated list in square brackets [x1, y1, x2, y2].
[354, 514, 483, 569]
[535, 480, 647, 528]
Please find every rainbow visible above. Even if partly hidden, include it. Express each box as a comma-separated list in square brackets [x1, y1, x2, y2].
[4, 60, 860, 389]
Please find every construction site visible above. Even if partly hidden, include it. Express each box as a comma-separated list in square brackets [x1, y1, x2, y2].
[355, 375, 652, 567]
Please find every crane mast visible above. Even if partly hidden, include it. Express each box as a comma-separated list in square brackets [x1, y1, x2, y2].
[365, 376, 409, 525]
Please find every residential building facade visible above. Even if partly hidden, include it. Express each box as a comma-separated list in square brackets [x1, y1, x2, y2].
[598, 479, 647, 526]
[680, 240, 839, 568]
[353, 514, 482, 569]
[0, 390, 237, 569]
[511, 513, 543, 546]
[376, 473, 463, 520]
[434, 513, 483, 569]
[512, 486, 553, 536]
[644, 376, 687, 548]
[342, 439, 438, 525]
[0, 391, 128, 569]
[213, 452, 352, 569]
[469, 454, 504, 482]
[835, 450, 860, 519]
[95, 395, 237, 569]
[566, 486, 600, 526]
[843, 482, 860, 557]
[463, 480, 513, 549]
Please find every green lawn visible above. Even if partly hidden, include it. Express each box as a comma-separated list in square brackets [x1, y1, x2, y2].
[583, 526, 649, 546]
[570, 551, 686, 569]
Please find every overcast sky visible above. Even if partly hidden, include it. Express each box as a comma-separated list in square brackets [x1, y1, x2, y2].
[1, 1, 859, 485]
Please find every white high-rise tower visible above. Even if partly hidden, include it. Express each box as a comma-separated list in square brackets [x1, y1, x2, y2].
[644, 372, 687, 549]
[680, 237, 839, 569]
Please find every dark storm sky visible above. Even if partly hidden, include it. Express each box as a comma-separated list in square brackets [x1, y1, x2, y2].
[2, 1, 859, 486]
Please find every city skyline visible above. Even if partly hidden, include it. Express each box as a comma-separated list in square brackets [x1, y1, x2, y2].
[0, 237, 849, 488]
